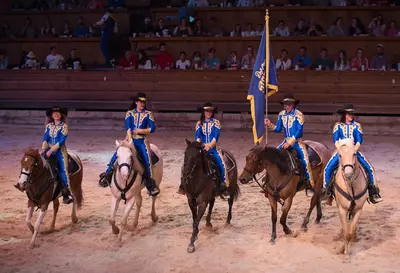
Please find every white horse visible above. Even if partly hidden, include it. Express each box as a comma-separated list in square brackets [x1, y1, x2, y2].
[334, 138, 368, 262]
[109, 140, 163, 243]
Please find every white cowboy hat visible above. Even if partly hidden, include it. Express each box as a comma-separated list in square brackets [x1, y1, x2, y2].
[26, 51, 36, 58]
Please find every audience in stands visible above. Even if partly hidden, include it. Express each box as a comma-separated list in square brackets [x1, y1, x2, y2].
[307, 18, 324, 36]
[349, 17, 366, 36]
[254, 24, 264, 36]
[187, 0, 209, 7]
[350, 48, 369, 70]
[0, 51, 8, 69]
[191, 51, 203, 69]
[328, 17, 348, 36]
[334, 50, 351, 70]
[40, 18, 55, 38]
[386, 20, 398, 36]
[21, 17, 36, 38]
[241, 46, 256, 70]
[155, 18, 170, 37]
[272, 20, 290, 37]
[139, 17, 155, 37]
[138, 50, 152, 69]
[1, 21, 16, 39]
[226, 51, 239, 70]
[193, 20, 208, 37]
[293, 19, 308, 36]
[173, 18, 192, 37]
[176, 51, 191, 69]
[156, 43, 174, 69]
[275, 49, 292, 70]
[45, 46, 64, 69]
[242, 23, 256, 37]
[311, 48, 334, 70]
[108, 0, 125, 8]
[74, 17, 91, 37]
[87, 0, 104, 9]
[368, 15, 386, 36]
[22, 51, 39, 69]
[204, 48, 220, 70]
[208, 17, 223, 37]
[293, 46, 312, 70]
[60, 21, 73, 37]
[230, 24, 243, 37]
[370, 44, 391, 70]
[66, 48, 83, 69]
[117, 50, 137, 69]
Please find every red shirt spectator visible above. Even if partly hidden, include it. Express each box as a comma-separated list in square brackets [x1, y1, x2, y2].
[87, 0, 104, 9]
[156, 43, 174, 69]
[118, 51, 137, 68]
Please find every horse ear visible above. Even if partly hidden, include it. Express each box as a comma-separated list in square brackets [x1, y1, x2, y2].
[185, 139, 191, 145]
[115, 140, 120, 147]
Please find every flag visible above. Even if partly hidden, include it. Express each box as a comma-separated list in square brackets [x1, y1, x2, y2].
[247, 26, 278, 144]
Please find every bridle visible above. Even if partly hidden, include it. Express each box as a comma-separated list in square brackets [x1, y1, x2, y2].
[19, 155, 43, 189]
[113, 154, 138, 202]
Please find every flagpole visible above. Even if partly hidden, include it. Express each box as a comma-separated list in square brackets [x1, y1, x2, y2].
[265, 9, 270, 145]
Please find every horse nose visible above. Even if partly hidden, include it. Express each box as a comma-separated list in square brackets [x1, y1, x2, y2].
[239, 176, 248, 184]
[122, 173, 128, 181]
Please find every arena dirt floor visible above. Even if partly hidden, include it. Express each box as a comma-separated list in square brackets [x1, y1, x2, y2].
[0, 127, 399, 273]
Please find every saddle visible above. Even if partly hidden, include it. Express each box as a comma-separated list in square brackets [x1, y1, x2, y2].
[137, 149, 160, 167]
[286, 144, 322, 190]
[206, 150, 235, 185]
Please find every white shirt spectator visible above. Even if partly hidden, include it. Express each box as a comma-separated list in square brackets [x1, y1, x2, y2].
[242, 30, 255, 37]
[138, 60, 152, 69]
[237, 0, 254, 7]
[45, 54, 64, 69]
[273, 27, 290, 37]
[275, 58, 292, 70]
[176, 59, 191, 70]
[187, 0, 209, 7]
[24, 59, 38, 68]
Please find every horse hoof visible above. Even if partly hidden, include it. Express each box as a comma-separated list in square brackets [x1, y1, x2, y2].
[152, 215, 159, 223]
[187, 245, 196, 253]
[126, 225, 136, 232]
[343, 255, 351, 263]
[28, 243, 37, 249]
[301, 225, 308, 232]
[224, 222, 231, 227]
[269, 239, 275, 245]
[205, 223, 213, 231]
[72, 216, 78, 224]
[284, 228, 292, 235]
[315, 220, 321, 224]
[111, 225, 120, 235]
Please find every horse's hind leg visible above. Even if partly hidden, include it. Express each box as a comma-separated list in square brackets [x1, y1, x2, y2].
[151, 194, 158, 223]
[301, 193, 319, 232]
[71, 197, 78, 224]
[315, 194, 323, 224]
[25, 200, 34, 234]
[205, 197, 215, 229]
[109, 196, 121, 235]
[48, 199, 59, 232]
[280, 197, 293, 235]
[131, 193, 141, 228]
[29, 207, 48, 248]
[226, 197, 234, 225]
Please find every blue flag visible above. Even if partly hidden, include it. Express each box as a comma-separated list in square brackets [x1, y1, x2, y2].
[247, 26, 278, 144]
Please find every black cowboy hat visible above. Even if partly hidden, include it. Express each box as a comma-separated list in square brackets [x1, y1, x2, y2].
[337, 103, 356, 115]
[197, 101, 218, 113]
[280, 93, 300, 106]
[134, 92, 147, 103]
[46, 107, 68, 117]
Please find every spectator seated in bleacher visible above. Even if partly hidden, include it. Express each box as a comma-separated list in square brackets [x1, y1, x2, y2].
[74, 17, 91, 38]
[0, 51, 8, 70]
[311, 48, 334, 70]
[22, 51, 39, 69]
[66, 49, 83, 70]
[117, 50, 137, 69]
[370, 44, 391, 70]
[156, 43, 174, 69]
[293, 46, 312, 70]
[334, 50, 351, 71]
[138, 50, 152, 69]
[176, 51, 191, 70]
[275, 49, 292, 70]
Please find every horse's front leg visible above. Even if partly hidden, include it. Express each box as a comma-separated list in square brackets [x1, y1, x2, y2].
[118, 196, 136, 244]
[25, 200, 34, 234]
[150, 194, 158, 223]
[337, 206, 350, 263]
[109, 196, 121, 235]
[226, 196, 234, 225]
[301, 192, 319, 231]
[268, 196, 278, 244]
[29, 205, 48, 248]
[280, 196, 293, 235]
[187, 200, 198, 253]
[48, 199, 59, 232]
[205, 197, 215, 230]
[349, 208, 363, 242]
[189, 201, 208, 253]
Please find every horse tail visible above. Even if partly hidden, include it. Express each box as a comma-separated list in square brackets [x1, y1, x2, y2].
[69, 153, 84, 209]
[225, 150, 240, 201]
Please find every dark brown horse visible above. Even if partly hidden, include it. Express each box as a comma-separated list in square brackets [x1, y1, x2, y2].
[182, 140, 240, 253]
[17, 148, 83, 248]
[239, 140, 331, 244]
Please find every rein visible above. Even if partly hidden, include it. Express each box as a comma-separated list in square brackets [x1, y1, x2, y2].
[113, 155, 138, 203]
[335, 162, 368, 220]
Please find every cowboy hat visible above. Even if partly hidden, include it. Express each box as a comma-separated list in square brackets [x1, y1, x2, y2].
[280, 93, 300, 105]
[336, 103, 356, 115]
[134, 92, 147, 103]
[197, 101, 218, 113]
[46, 107, 68, 117]
[26, 51, 35, 58]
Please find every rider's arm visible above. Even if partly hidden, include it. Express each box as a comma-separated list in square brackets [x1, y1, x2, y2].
[268, 111, 283, 132]
[136, 112, 156, 135]
[50, 124, 68, 152]
[354, 123, 363, 151]
[333, 123, 341, 150]
[287, 112, 304, 145]
[195, 121, 202, 142]
[125, 111, 133, 142]
[209, 120, 221, 148]
[41, 124, 50, 150]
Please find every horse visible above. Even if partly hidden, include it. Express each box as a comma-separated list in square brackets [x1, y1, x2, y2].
[333, 138, 368, 262]
[239, 140, 331, 244]
[109, 140, 163, 244]
[182, 139, 240, 253]
[17, 147, 83, 248]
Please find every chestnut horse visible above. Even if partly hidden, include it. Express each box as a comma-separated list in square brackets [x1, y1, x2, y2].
[239, 140, 331, 244]
[17, 148, 83, 248]
[109, 140, 163, 244]
[334, 138, 368, 262]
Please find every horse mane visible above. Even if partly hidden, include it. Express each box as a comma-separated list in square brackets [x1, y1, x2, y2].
[339, 138, 354, 148]
[24, 147, 40, 159]
[117, 140, 138, 157]
[262, 147, 291, 175]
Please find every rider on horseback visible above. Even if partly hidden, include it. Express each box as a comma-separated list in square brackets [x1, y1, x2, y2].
[323, 104, 382, 205]
[99, 92, 160, 197]
[14, 107, 74, 204]
[177, 102, 229, 196]
[264, 93, 315, 196]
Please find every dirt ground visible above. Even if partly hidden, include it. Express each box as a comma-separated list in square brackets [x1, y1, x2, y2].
[0, 127, 399, 273]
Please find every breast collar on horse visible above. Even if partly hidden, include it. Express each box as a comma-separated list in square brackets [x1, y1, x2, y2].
[112, 155, 138, 203]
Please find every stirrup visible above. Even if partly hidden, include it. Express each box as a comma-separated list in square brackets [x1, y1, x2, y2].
[369, 194, 383, 204]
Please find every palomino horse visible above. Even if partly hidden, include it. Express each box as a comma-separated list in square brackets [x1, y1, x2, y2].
[182, 140, 240, 253]
[109, 140, 163, 244]
[334, 138, 368, 262]
[18, 148, 83, 248]
[239, 140, 331, 244]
